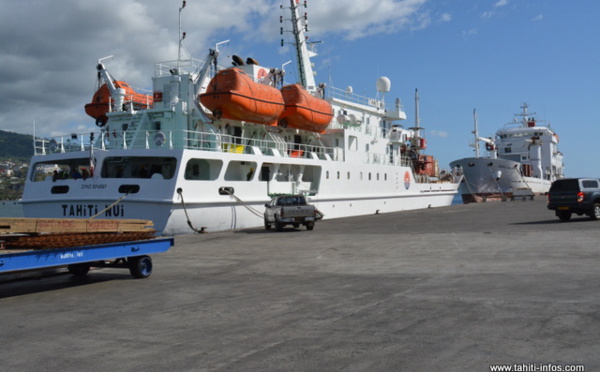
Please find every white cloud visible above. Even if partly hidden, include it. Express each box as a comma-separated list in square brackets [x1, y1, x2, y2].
[494, 0, 509, 7]
[0, 0, 431, 136]
[303, 0, 428, 40]
[440, 13, 452, 22]
[430, 130, 449, 138]
[462, 28, 478, 38]
[531, 14, 544, 22]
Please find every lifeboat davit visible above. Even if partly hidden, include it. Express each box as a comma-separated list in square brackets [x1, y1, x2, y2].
[278, 84, 333, 133]
[84, 81, 153, 126]
[199, 67, 285, 126]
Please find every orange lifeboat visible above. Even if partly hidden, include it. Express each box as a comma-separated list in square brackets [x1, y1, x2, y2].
[278, 84, 333, 133]
[84, 81, 153, 126]
[199, 67, 285, 126]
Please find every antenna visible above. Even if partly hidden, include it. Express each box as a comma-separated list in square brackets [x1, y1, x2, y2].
[177, 1, 187, 72]
[415, 88, 420, 129]
[283, 0, 316, 92]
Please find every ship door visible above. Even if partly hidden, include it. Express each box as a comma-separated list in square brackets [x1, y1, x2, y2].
[233, 126, 242, 144]
[294, 135, 302, 149]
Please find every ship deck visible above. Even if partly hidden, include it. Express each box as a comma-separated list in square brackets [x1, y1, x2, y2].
[1, 199, 597, 370]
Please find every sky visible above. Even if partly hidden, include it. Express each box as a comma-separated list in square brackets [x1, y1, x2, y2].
[1, 0, 598, 177]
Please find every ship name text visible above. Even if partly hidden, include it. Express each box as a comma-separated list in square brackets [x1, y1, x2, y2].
[61, 204, 125, 218]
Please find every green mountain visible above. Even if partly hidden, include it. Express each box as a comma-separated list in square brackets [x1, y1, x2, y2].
[0, 130, 34, 160]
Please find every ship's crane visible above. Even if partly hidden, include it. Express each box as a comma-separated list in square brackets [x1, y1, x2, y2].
[84, 55, 153, 126]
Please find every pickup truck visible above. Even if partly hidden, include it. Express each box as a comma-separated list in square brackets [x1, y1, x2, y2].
[264, 195, 319, 231]
[547, 178, 600, 221]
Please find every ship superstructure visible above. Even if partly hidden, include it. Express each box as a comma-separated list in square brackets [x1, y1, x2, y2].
[21, 1, 460, 234]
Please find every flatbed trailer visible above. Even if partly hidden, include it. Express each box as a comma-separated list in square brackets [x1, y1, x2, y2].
[0, 237, 174, 279]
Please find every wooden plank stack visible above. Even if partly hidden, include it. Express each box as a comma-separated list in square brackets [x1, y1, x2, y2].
[0, 218, 156, 250]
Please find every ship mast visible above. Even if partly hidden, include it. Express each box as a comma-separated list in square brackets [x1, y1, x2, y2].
[284, 0, 316, 93]
[176, 1, 187, 73]
[414, 88, 420, 133]
[472, 109, 480, 158]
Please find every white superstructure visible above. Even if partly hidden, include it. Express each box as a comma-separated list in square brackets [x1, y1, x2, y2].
[21, 1, 460, 235]
[450, 103, 564, 203]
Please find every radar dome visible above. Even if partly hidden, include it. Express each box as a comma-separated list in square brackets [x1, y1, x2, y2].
[376, 76, 391, 93]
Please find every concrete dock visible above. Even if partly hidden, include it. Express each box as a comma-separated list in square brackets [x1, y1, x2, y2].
[1, 198, 598, 371]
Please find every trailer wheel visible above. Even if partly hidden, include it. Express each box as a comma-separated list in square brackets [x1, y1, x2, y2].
[306, 222, 314, 231]
[68, 263, 91, 277]
[129, 256, 153, 279]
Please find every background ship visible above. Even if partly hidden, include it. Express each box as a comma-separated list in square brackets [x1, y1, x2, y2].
[450, 104, 564, 203]
[20, 0, 460, 235]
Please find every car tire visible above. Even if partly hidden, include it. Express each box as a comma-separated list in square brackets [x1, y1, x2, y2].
[557, 211, 572, 222]
[264, 217, 271, 230]
[590, 203, 600, 221]
[275, 220, 283, 232]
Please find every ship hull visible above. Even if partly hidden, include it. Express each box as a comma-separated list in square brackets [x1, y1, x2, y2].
[22, 148, 458, 235]
[450, 157, 551, 203]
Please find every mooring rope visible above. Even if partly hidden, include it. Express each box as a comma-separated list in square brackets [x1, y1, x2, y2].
[460, 171, 478, 201]
[177, 188, 206, 233]
[89, 193, 129, 219]
[488, 166, 506, 200]
[221, 188, 264, 218]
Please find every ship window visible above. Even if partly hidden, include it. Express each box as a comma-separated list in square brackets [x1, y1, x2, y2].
[377, 173, 380, 181]
[360, 172, 363, 180]
[347, 172, 350, 180]
[185, 158, 223, 181]
[51, 185, 69, 194]
[119, 184, 140, 194]
[369, 172, 372, 181]
[224, 161, 258, 181]
[385, 173, 388, 181]
[31, 158, 93, 182]
[326, 171, 329, 179]
[102, 156, 176, 179]
[337, 171, 340, 179]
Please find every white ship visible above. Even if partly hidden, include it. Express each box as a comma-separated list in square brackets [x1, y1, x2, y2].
[450, 104, 564, 203]
[21, 1, 460, 235]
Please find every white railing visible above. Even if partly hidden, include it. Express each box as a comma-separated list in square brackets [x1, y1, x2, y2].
[34, 129, 338, 161]
[326, 86, 403, 113]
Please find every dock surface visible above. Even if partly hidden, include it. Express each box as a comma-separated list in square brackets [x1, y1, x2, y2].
[1, 199, 598, 371]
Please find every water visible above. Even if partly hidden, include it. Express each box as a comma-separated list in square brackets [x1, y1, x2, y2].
[0, 200, 24, 217]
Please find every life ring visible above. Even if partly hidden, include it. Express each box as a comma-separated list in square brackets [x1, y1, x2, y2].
[485, 143, 495, 151]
